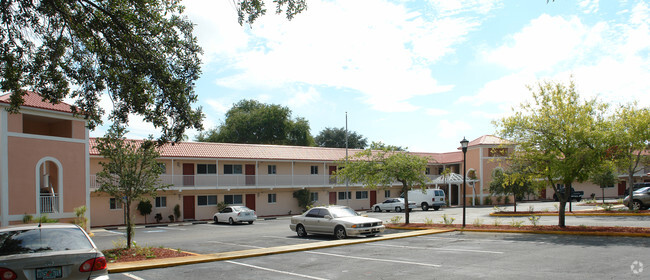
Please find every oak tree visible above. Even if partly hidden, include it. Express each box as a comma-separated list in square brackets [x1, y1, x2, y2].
[315, 127, 368, 149]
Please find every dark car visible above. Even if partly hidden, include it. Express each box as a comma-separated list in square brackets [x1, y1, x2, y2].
[624, 182, 650, 196]
[553, 186, 584, 202]
[0, 223, 109, 280]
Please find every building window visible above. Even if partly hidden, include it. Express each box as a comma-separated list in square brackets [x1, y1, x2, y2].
[384, 190, 391, 198]
[356, 191, 368, 199]
[268, 193, 277, 203]
[310, 192, 319, 202]
[198, 195, 217, 206]
[224, 194, 243, 204]
[311, 166, 319, 175]
[224, 164, 243, 174]
[158, 163, 166, 174]
[488, 148, 508, 157]
[197, 164, 217, 174]
[268, 165, 277, 174]
[155, 196, 167, 208]
[425, 167, 431, 175]
[109, 198, 122, 210]
[338, 191, 351, 200]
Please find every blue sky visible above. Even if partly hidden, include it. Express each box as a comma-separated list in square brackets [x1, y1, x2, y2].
[90, 0, 650, 153]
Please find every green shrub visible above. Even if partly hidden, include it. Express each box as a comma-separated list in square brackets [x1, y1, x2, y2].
[424, 217, 434, 225]
[493, 218, 502, 226]
[137, 200, 152, 223]
[509, 219, 524, 228]
[601, 204, 614, 211]
[472, 218, 483, 226]
[23, 214, 33, 224]
[528, 215, 540, 226]
[174, 204, 182, 220]
[484, 196, 492, 205]
[504, 196, 510, 204]
[441, 214, 455, 225]
[389, 216, 402, 224]
[74, 205, 88, 231]
[496, 196, 502, 203]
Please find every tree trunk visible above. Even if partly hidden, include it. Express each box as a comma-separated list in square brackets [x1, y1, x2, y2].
[627, 173, 635, 209]
[126, 200, 133, 249]
[403, 183, 410, 224]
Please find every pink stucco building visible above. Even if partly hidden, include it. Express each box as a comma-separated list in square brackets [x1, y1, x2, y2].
[0, 91, 89, 227]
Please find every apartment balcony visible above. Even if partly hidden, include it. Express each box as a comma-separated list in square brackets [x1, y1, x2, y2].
[40, 195, 59, 213]
[89, 174, 442, 191]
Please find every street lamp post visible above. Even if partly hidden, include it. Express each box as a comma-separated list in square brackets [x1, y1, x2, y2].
[460, 137, 469, 228]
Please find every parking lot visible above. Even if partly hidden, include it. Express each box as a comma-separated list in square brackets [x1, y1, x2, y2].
[99, 228, 648, 280]
[91, 201, 649, 280]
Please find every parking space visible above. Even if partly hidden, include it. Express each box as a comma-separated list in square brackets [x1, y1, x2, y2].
[105, 230, 649, 280]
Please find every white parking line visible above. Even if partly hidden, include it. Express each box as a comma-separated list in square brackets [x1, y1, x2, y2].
[366, 243, 504, 254]
[206, 241, 264, 249]
[418, 236, 545, 244]
[122, 273, 146, 280]
[225, 260, 330, 280]
[306, 251, 441, 267]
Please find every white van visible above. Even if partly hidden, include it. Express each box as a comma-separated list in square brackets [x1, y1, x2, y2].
[402, 189, 446, 211]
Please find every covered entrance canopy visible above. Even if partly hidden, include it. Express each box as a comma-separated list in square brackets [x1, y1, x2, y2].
[431, 173, 479, 206]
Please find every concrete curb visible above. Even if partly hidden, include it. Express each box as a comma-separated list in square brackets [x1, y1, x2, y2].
[107, 228, 455, 273]
[387, 226, 650, 238]
[489, 212, 650, 217]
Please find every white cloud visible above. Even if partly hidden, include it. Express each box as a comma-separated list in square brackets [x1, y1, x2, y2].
[437, 119, 472, 140]
[424, 108, 449, 116]
[458, 71, 536, 109]
[483, 14, 595, 72]
[427, 0, 503, 16]
[579, 0, 599, 14]
[209, 0, 494, 112]
[288, 87, 322, 107]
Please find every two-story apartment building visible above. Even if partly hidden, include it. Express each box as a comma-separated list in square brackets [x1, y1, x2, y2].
[88, 135, 516, 227]
[0, 91, 89, 227]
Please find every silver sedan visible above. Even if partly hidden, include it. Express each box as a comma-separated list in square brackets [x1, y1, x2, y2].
[0, 223, 109, 280]
[290, 205, 385, 239]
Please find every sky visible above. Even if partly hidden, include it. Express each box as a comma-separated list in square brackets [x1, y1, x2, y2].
[89, 0, 650, 153]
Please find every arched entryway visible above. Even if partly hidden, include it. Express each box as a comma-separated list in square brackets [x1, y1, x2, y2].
[36, 157, 63, 214]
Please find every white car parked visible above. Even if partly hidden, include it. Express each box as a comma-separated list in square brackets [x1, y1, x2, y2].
[213, 206, 257, 224]
[372, 198, 416, 212]
[290, 205, 385, 239]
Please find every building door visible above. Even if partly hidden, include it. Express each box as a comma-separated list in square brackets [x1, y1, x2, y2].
[618, 181, 627, 196]
[183, 163, 194, 186]
[370, 190, 377, 208]
[329, 192, 337, 205]
[183, 196, 195, 220]
[329, 166, 337, 184]
[245, 164, 255, 185]
[246, 194, 256, 211]
[540, 188, 546, 200]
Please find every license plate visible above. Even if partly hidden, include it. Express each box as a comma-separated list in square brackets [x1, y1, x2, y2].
[36, 266, 62, 279]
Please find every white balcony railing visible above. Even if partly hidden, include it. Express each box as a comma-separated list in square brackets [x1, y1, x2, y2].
[90, 174, 442, 190]
[40, 195, 59, 213]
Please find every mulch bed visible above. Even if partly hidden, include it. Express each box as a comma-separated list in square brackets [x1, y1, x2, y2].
[387, 223, 650, 234]
[492, 210, 650, 215]
[103, 247, 194, 263]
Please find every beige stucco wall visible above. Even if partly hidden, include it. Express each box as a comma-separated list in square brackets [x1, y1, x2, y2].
[7, 136, 86, 215]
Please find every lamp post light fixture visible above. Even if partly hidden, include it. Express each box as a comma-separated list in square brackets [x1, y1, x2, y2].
[460, 137, 469, 228]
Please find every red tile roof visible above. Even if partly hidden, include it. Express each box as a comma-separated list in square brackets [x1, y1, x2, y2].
[0, 91, 75, 114]
[468, 135, 512, 147]
[89, 139, 463, 164]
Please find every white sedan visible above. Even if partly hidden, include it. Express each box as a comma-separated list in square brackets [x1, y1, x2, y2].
[213, 206, 257, 224]
[372, 198, 416, 212]
[289, 205, 385, 239]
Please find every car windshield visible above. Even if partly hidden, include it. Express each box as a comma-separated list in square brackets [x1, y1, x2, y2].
[0, 227, 93, 256]
[329, 207, 359, 218]
[633, 187, 650, 194]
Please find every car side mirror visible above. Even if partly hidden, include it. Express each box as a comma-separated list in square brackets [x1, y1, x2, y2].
[323, 215, 332, 219]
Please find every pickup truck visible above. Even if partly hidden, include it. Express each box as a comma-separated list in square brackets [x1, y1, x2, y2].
[553, 187, 584, 202]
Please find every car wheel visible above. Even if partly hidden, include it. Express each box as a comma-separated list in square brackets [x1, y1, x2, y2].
[296, 224, 308, 237]
[395, 206, 402, 212]
[334, 226, 347, 240]
[248, 221, 254, 224]
[631, 200, 643, 210]
[367, 234, 376, 237]
[213, 216, 218, 224]
[228, 218, 234, 225]
[374, 206, 381, 212]
[421, 203, 429, 211]
[433, 206, 440, 211]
